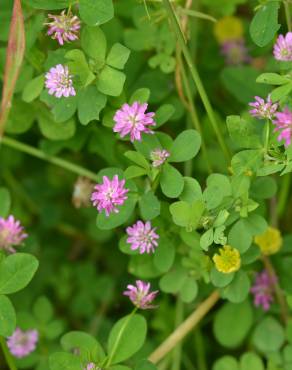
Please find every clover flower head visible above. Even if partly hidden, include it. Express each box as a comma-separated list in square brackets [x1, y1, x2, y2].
[72, 176, 94, 208]
[273, 33, 292, 61]
[0, 215, 27, 253]
[84, 363, 100, 370]
[45, 64, 76, 98]
[150, 148, 170, 167]
[124, 280, 158, 309]
[126, 220, 159, 254]
[250, 269, 277, 311]
[273, 107, 292, 147]
[91, 175, 129, 217]
[7, 328, 38, 358]
[213, 245, 241, 274]
[46, 10, 81, 45]
[221, 39, 250, 65]
[249, 95, 278, 120]
[113, 102, 156, 142]
[254, 226, 282, 255]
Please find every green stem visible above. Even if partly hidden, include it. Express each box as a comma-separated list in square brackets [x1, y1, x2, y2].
[264, 119, 270, 156]
[105, 308, 137, 367]
[194, 328, 207, 370]
[171, 298, 184, 370]
[179, 54, 213, 174]
[0, 336, 17, 370]
[1, 136, 99, 182]
[284, 1, 292, 31]
[277, 174, 291, 217]
[162, 0, 231, 163]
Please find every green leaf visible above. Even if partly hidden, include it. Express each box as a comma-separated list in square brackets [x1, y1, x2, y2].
[124, 151, 149, 169]
[61, 331, 105, 361]
[180, 177, 202, 203]
[124, 166, 147, 179]
[79, 0, 114, 26]
[271, 82, 292, 101]
[134, 134, 162, 159]
[65, 49, 95, 87]
[226, 115, 262, 149]
[253, 316, 285, 353]
[129, 254, 161, 279]
[81, 26, 107, 62]
[159, 266, 188, 293]
[96, 66, 126, 96]
[0, 253, 39, 294]
[0, 187, 11, 217]
[200, 229, 214, 251]
[203, 174, 231, 209]
[0, 295, 16, 336]
[250, 177, 277, 199]
[107, 314, 147, 364]
[155, 104, 175, 128]
[256, 73, 290, 85]
[210, 267, 234, 288]
[6, 100, 35, 134]
[242, 214, 268, 236]
[222, 271, 250, 303]
[180, 277, 198, 303]
[139, 191, 160, 220]
[160, 163, 184, 198]
[213, 300, 253, 348]
[213, 356, 239, 370]
[154, 236, 175, 272]
[231, 150, 263, 175]
[106, 43, 130, 69]
[52, 96, 78, 123]
[25, 0, 70, 9]
[129, 88, 150, 104]
[228, 220, 253, 253]
[77, 86, 107, 125]
[169, 130, 201, 162]
[49, 352, 82, 370]
[96, 194, 137, 230]
[249, 2, 280, 47]
[240, 352, 264, 370]
[22, 75, 44, 102]
[170, 200, 205, 230]
[38, 108, 76, 141]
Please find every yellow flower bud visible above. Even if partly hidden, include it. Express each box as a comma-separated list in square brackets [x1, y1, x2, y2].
[214, 16, 244, 44]
[213, 245, 241, 274]
[254, 227, 282, 255]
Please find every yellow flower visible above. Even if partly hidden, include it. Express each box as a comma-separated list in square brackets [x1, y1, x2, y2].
[214, 16, 244, 44]
[213, 245, 241, 274]
[254, 227, 282, 255]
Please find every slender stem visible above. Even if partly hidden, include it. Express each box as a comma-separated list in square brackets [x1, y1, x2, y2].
[171, 298, 184, 370]
[264, 119, 270, 157]
[148, 290, 220, 364]
[179, 55, 213, 174]
[0, 136, 99, 182]
[0, 336, 17, 370]
[284, 1, 292, 31]
[277, 174, 291, 217]
[194, 328, 207, 370]
[162, 0, 231, 163]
